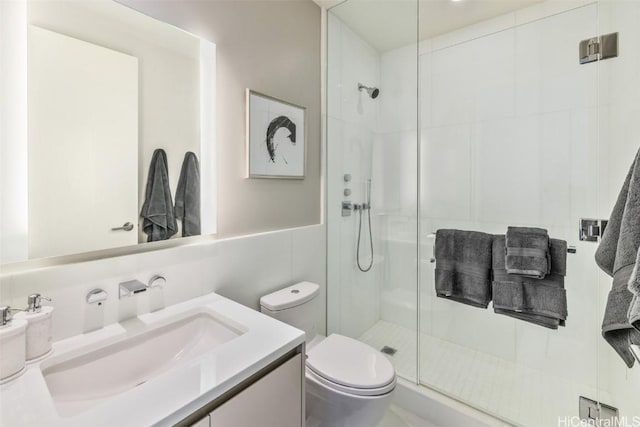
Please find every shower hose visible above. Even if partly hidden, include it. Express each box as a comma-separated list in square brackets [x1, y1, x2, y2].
[356, 205, 374, 272]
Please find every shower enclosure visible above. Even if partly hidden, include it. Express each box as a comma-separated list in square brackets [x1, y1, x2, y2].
[326, 0, 640, 425]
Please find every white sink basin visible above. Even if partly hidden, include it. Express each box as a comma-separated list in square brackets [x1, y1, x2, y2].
[41, 312, 242, 417]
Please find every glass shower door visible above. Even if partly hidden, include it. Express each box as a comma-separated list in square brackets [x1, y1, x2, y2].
[326, 0, 420, 383]
[418, 2, 603, 425]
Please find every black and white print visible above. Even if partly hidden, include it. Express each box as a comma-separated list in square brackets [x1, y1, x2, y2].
[247, 89, 305, 178]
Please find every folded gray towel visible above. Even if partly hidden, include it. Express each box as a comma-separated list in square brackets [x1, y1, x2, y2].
[505, 227, 550, 279]
[493, 309, 565, 329]
[174, 152, 201, 237]
[141, 149, 178, 242]
[435, 230, 494, 308]
[547, 237, 568, 276]
[498, 236, 567, 276]
[492, 236, 567, 329]
[596, 146, 640, 367]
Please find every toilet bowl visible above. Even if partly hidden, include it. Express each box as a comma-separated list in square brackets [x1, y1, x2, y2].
[260, 282, 396, 427]
[305, 333, 396, 427]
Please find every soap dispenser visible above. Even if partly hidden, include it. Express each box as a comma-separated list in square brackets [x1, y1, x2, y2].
[14, 294, 53, 360]
[0, 306, 27, 381]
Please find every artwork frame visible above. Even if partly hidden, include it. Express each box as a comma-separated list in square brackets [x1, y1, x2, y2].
[246, 89, 306, 179]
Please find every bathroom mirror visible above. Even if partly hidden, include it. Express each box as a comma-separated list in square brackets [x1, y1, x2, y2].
[1, 0, 216, 267]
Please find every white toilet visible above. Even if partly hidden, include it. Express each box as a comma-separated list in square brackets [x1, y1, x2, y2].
[260, 281, 396, 427]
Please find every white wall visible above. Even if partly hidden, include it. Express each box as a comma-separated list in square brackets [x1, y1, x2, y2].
[0, 225, 326, 342]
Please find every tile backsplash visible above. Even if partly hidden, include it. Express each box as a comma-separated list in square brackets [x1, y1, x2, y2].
[0, 225, 326, 341]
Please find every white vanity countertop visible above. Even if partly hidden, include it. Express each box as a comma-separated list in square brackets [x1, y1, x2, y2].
[0, 293, 305, 427]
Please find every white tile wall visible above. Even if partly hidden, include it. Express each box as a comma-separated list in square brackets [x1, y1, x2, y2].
[373, 131, 418, 217]
[472, 30, 516, 123]
[429, 42, 475, 127]
[419, 4, 599, 230]
[475, 118, 541, 225]
[422, 125, 473, 220]
[0, 225, 326, 341]
[338, 20, 380, 129]
[379, 43, 418, 134]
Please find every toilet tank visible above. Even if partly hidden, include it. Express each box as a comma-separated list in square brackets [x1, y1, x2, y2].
[260, 282, 319, 342]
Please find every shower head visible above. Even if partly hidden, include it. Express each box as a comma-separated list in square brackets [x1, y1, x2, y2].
[358, 83, 380, 99]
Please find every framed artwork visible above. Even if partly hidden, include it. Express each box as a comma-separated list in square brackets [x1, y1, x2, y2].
[246, 89, 306, 179]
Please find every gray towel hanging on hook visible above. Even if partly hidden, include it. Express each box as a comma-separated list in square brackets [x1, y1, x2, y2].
[596, 146, 640, 368]
[140, 149, 178, 242]
[174, 151, 201, 237]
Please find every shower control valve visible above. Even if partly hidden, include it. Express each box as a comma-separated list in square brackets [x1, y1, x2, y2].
[342, 201, 352, 217]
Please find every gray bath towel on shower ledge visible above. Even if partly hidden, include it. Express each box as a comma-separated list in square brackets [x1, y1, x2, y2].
[435, 229, 494, 308]
[174, 152, 201, 237]
[492, 235, 567, 329]
[596, 146, 640, 368]
[141, 149, 178, 242]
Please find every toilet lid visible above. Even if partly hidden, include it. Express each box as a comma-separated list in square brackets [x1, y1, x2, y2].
[306, 334, 395, 390]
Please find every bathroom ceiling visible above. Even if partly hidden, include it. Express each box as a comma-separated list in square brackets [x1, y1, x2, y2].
[329, 0, 545, 52]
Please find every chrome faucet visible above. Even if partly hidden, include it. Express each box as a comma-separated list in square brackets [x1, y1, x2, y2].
[0, 305, 24, 327]
[0, 306, 13, 327]
[119, 280, 148, 299]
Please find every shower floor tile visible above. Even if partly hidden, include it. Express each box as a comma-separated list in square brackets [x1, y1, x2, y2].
[360, 320, 418, 380]
[360, 320, 599, 427]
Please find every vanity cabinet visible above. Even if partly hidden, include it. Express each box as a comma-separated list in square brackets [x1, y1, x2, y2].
[188, 352, 304, 427]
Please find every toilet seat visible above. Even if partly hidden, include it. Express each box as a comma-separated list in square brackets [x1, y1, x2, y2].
[306, 334, 396, 397]
[306, 367, 396, 397]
